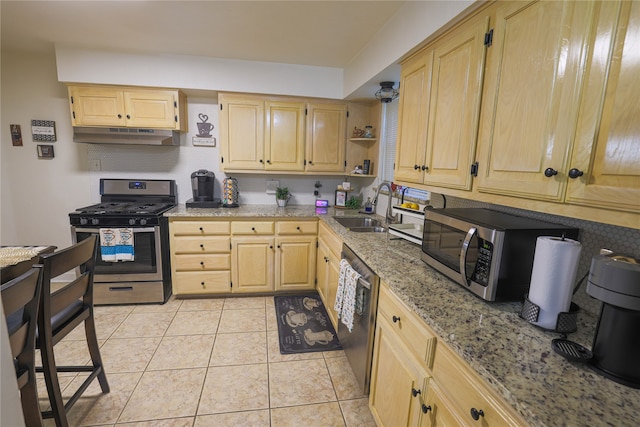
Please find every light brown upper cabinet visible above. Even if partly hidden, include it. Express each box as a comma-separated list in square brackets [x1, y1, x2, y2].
[395, 11, 488, 191]
[475, 1, 592, 201]
[265, 101, 306, 171]
[219, 93, 350, 175]
[68, 85, 187, 130]
[219, 94, 266, 170]
[305, 103, 347, 173]
[565, 0, 640, 213]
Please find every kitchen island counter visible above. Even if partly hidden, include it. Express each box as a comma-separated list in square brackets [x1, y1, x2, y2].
[165, 205, 640, 426]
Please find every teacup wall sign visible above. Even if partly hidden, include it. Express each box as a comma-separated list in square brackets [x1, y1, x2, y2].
[192, 112, 216, 147]
[197, 113, 213, 137]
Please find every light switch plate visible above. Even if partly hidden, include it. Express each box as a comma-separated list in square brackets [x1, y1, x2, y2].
[266, 180, 279, 194]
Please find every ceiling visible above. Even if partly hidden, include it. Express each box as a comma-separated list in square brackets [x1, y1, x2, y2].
[1, 1, 408, 98]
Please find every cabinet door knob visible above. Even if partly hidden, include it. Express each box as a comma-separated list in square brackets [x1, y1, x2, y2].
[126, 114, 131, 119]
[411, 388, 421, 397]
[414, 164, 420, 170]
[544, 167, 558, 177]
[260, 159, 264, 163]
[251, 227, 256, 231]
[470, 408, 485, 420]
[117, 114, 122, 119]
[392, 315, 400, 323]
[568, 168, 584, 179]
[422, 404, 432, 414]
[199, 227, 204, 231]
[277, 245, 281, 249]
[309, 160, 313, 165]
[421, 165, 428, 171]
[324, 256, 329, 262]
[200, 261, 204, 266]
[200, 281, 205, 286]
[266, 160, 271, 164]
[296, 226, 301, 230]
[200, 244, 204, 248]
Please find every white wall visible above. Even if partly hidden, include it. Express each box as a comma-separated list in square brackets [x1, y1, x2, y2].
[0, 50, 355, 250]
[55, 47, 345, 99]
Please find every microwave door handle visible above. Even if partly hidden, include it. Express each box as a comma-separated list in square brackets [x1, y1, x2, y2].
[460, 227, 477, 286]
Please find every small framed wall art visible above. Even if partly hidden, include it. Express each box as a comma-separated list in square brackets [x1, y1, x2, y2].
[31, 120, 56, 142]
[37, 144, 55, 158]
[335, 189, 347, 207]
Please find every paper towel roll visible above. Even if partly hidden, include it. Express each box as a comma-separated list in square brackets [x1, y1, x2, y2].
[528, 236, 582, 329]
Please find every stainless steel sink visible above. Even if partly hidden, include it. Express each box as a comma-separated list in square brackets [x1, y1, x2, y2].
[332, 216, 386, 233]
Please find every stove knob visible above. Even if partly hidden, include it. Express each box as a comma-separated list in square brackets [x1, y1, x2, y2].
[129, 218, 137, 226]
[80, 218, 88, 225]
[91, 218, 99, 225]
[140, 218, 147, 226]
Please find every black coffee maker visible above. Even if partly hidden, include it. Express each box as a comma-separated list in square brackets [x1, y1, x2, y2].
[186, 169, 220, 208]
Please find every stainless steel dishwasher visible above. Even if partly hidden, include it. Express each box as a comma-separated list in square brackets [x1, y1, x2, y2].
[339, 244, 380, 395]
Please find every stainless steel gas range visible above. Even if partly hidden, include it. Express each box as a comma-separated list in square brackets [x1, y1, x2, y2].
[69, 178, 176, 305]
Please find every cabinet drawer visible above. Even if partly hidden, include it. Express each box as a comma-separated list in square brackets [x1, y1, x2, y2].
[276, 220, 318, 235]
[172, 236, 230, 253]
[378, 283, 437, 370]
[231, 221, 274, 235]
[171, 221, 230, 235]
[174, 271, 230, 294]
[174, 254, 230, 271]
[433, 343, 525, 427]
[319, 221, 342, 257]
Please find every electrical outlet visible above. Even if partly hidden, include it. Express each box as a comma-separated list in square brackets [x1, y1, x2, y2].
[90, 160, 101, 171]
[266, 180, 279, 194]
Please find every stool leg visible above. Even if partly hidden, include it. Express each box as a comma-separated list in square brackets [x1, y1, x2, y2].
[84, 314, 110, 393]
[39, 338, 68, 427]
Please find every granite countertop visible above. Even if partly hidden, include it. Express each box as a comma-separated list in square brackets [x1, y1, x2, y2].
[165, 204, 640, 426]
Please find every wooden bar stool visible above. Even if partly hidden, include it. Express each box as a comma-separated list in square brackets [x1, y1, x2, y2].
[1, 266, 44, 427]
[37, 236, 109, 427]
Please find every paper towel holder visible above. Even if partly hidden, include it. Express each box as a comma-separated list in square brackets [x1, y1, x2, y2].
[520, 295, 580, 334]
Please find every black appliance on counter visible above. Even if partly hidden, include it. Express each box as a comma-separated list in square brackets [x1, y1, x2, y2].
[69, 179, 176, 305]
[587, 253, 640, 388]
[552, 252, 640, 389]
[186, 169, 220, 208]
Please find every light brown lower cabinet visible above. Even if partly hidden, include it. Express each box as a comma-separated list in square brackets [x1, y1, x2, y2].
[170, 218, 316, 296]
[370, 281, 528, 427]
[315, 221, 342, 330]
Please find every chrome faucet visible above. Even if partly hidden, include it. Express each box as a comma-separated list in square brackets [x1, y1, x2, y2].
[372, 182, 399, 225]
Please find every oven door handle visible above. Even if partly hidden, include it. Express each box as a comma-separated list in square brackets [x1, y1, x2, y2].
[74, 227, 156, 233]
[460, 227, 476, 287]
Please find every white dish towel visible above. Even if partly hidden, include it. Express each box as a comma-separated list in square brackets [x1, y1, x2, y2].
[115, 228, 135, 261]
[335, 259, 361, 332]
[99, 228, 117, 262]
[99, 228, 135, 262]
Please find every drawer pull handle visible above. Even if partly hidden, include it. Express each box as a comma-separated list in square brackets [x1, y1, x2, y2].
[199, 227, 204, 231]
[470, 408, 484, 421]
[422, 404, 432, 414]
[251, 227, 256, 231]
[200, 244, 204, 248]
[392, 315, 400, 323]
[296, 226, 301, 230]
[200, 282, 205, 286]
[411, 388, 421, 397]
[200, 262, 204, 266]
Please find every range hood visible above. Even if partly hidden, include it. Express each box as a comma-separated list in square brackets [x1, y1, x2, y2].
[73, 127, 180, 146]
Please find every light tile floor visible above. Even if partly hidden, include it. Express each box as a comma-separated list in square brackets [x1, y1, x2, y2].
[37, 296, 377, 427]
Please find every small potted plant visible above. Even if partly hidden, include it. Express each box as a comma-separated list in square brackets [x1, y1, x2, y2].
[275, 187, 290, 207]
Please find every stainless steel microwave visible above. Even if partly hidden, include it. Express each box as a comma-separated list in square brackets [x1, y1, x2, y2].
[421, 208, 579, 301]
